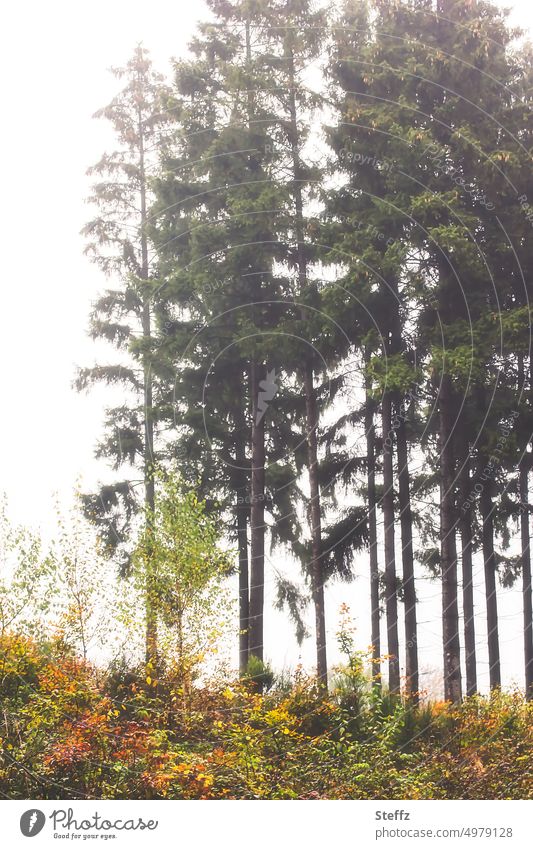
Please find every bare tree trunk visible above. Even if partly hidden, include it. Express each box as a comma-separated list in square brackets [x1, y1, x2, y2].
[237, 506, 249, 673]
[382, 392, 400, 694]
[520, 458, 533, 699]
[459, 433, 477, 696]
[244, 18, 266, 664]
[237, 487, 250, 677]
[365, 364, 381, 693]
[519, 354, 533, 700]
[234, 398, 250, 674]
[479, 474, 501, 690]
[439, 374, 462, 703]
[286, 42, 327, 686]
[143, 318, 157, 671]
[249, 361, 266, 662]
[396, 406, 419, 704]
[138, 98, 157, 671]
[304, 365, 328, 685]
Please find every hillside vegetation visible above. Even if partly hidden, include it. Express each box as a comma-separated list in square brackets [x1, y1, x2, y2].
[1, 634, 531, 800]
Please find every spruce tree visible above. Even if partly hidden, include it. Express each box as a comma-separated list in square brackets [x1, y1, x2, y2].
[79, 46, 171, 668]
[151, 0, 296, 667]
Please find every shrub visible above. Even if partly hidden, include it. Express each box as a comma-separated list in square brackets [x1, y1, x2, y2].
[1, 632, 531, 800]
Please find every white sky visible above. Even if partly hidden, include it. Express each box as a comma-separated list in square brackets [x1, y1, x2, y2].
[1, 0, 532, 694]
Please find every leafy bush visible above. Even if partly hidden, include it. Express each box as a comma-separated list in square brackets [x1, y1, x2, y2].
[0, 633, 531, 799]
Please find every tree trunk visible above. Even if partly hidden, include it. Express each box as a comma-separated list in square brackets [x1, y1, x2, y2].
[234, 398, 250, 674]
[480, 474, 501, 690]
[518, 352, 533, 700]
[459, 433, 477, 697]
[365, 366, 381, 693]
[396, 404, 419, 704]
[304, 365, 328, 685]
[382, 392, 400, 694]
[249, 361, 266, 662]
[520, 458, 533, 699]
[286, 43, 327, 685]
[439, 374, 462, 703]
[244, 19, 266, 664]
[237, 507, 249, 673]
[138, 99, 157, 671]
[142, 304, 157, 671]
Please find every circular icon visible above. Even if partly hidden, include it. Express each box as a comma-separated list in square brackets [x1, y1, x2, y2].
[20, 810, 46, 837]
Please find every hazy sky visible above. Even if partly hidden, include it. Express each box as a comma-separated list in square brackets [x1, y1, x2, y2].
[1, 0, 532, 691]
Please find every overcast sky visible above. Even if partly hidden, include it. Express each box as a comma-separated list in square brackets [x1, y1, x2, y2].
[1, 0, 532, 691]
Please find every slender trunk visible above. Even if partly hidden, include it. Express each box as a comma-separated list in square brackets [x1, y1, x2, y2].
[138, 100, 157, 671]
[244, 19, 266, 663]
[234, 397, 250, 674]
[304, 366, 327, 685]
[237, 508, 249, 673]
[459, 433, 477, 696]
[365, 364, 381, 693]
[177, 605, 189, 709]
[479, 475, 501, 690]
[237, 507, 250, 673]
[382, 392, 400, 694]
[518, 355, 533, 699]
[286, 43, 327, 685]
[249, 361, 266, 661]
[396, 404, 419, 704]
[520, 458, 533, 699]
[236, 480, 250, 675]
[383, 275, 411, 698]
[439, 374, 462, 703]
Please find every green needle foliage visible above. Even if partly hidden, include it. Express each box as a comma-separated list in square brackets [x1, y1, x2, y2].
[77, 0, 533, 705]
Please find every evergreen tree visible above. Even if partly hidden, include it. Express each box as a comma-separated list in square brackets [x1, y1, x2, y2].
[78, 0, 533, 702]
[241, 0, 331, 681]
[151, 0, 297, 667]
[78, 46, 171, 668]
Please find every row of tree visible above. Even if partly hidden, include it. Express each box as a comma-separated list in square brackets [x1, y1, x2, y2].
[80, 0, 533, 702]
